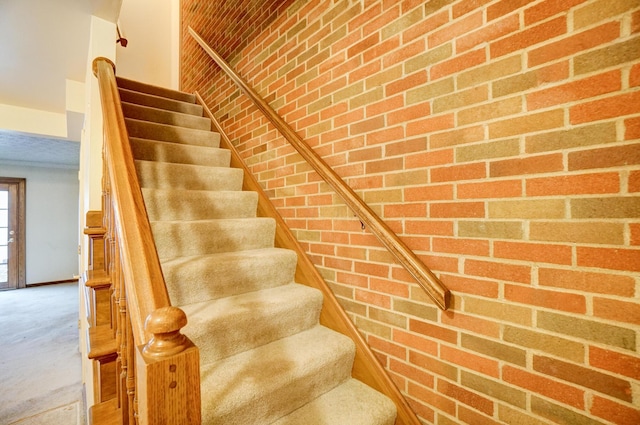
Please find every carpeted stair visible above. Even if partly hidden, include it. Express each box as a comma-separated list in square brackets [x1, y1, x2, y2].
[117, 76, 397, 425]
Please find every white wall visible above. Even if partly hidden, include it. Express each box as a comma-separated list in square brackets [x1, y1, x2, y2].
[0, 164, 79, 284]
[115, 0, 180, 89]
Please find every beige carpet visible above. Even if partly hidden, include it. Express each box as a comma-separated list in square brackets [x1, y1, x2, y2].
[0, 283, 84, 425]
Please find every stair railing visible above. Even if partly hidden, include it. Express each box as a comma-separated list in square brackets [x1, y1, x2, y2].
[188, 27, 450, 311]
[92, 57, 201, 424]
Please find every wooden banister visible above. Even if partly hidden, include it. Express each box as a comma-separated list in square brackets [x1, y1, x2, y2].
[188, 27, 450, 311]
[92, 57, 200, 424]
[93, 57, 171, 343]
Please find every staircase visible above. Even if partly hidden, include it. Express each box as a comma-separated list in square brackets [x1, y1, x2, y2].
[117, 76, 397, 425]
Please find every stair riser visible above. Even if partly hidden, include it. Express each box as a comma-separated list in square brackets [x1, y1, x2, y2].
[152, 218, 276, 259]
[142, 189, 258, 221]
[135, 161, 242, 191]
[126, 118, 220, 147]
[131, 138, 226, 165]
[122, 102, 211, 131]
[183, 284, 323, 364]
[119, 88, 203, 116]
[162, 248, 298, 305]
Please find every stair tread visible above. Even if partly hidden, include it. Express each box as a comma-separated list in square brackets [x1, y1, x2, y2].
[201, 325, 355, 425]
[88, 398, 122, 425]
[162, 247, 298, 305]
[271, 378, 397, 425]
[87, 325, 116, 359]
[122, 101, 211, 130]
[135, 160, 243, 191]
[151, 217, 276, 259]
[142, 188, 258, 221]
[125, 118, 220, 146]
[118, 88, 203, 116]
[181, 283, 323, 364]
[130, 137, 230, 166]
[117, 76, 195, 103]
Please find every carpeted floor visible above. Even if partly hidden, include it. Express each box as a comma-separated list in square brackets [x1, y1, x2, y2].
[0, 282, 84, 425]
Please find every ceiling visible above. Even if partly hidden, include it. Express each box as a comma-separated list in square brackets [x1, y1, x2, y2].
[0, 0, 121, 169]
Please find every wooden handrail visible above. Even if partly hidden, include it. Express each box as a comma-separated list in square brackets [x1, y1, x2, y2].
[93, 57, 170, 343]
[93, 57, 201, 424]
[189, 27, 450, 310]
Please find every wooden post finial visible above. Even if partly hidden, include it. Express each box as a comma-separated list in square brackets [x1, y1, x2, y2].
[142, 306, 188, 359]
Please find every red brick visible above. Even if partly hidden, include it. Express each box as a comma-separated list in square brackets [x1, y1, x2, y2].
[538, 267, 636, 296]
[409, 318, 458, 344]
[386, 71, 428, 96]
[634, 9, 640, 34]
[388, 101, 431, 125]
[403, 10, 449, 44]
[405, 184, 454, 201]
[457, 180, 523, 199]
[503, 365, 585, 408]
[505, 285, 586, 314]
[355, 288, 391, 308]
[441, 345, 500, 378]
[457, 14, 520, 53]
[430, 48, 487, 80]
[366, 95, 404, 118]
[528, 22, 620, 67]
[437, 379, 494, 416]
[369, 334, 407, 359]
[590, 346, 640, 381]
[406, 113, 455, 136]
[441, 309, 501, 337]
[384, 203, 427, 218]
[490, 17, 567, 58]
[570, 144, 640, 170]
[406, 148, 454, 169]
[494, 241, 573, 265]
[526, 172, 620, 196]
[433, 237, 490, 256]
[631, 223, 640, 245]
[405, 220, 454, 236]
[591, 396, 640, 425]
[630, 170, 640, 192]
[383, 38, 425, 68]
[390, 358, 434, 388]
[430, 202, 486, 218]
[490, 153, 564, 178]
[524, 0, 588, 25]
[394, 329, 438, 356]
[487, 0, 531, 21]
[363, 36, 401, 64]
[534, 355, 632, 402]
[577, 247, 640, 272]
[458, 406, 501, 425]
[631, 63, 640, 87]
[429, 11, 484, 48]
[625, 117, 640, 140]
[440, 274, 499, 299]
[571, 91, 640, 125]
[464, 259, 531, 284]
[407, 381, 455, 416]
[453, 0, 493, 19]
[431, 162, 486, 182]
[593, 297, 640, 325]
[526, 70, 621, 110]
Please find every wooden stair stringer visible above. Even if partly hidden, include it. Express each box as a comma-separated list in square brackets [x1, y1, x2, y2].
[197, 92, 422, 425]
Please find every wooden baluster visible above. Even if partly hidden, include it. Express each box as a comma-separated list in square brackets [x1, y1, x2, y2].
[126, 316, 137, 425]
[136, 307, 201, 425]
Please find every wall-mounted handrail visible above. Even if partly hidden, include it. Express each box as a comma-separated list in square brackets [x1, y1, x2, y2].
[188, 27, 450, 310]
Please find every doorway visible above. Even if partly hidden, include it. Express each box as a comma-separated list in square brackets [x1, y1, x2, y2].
[0, 178, 26, 290]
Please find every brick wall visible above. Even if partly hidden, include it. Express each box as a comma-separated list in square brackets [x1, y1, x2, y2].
[181, 0, 640, 423]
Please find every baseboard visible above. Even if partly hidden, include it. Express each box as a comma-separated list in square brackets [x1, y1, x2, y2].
[27, 278, 78, 287]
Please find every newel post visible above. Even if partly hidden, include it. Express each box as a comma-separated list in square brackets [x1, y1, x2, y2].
[136, 307, 201, 425]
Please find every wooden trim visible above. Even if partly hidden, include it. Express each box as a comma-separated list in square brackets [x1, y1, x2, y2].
[189, 27, 450, 311]
[0, 177, 26, 289]
[93, 57, 170, 344]
[199, 93, 422, 425]
[26, 278, 77, 287]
